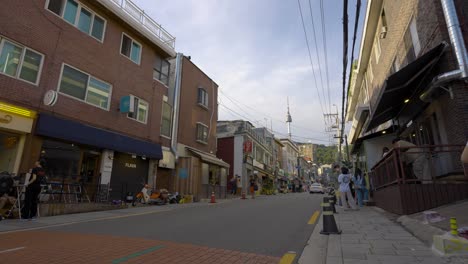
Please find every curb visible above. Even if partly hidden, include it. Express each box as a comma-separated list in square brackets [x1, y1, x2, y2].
[298, 212, 327, 264]
[397, 215, 445, 246]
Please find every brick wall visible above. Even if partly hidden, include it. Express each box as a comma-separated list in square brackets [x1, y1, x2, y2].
[0, 0, 170, 144]
[178, 56, 219, 154]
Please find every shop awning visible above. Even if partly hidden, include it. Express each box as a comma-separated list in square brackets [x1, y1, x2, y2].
[351, 125, 398, 154]
[366, 42, 447, 132]
[186, 147, 230, 168]
[36, 113, 163, 159]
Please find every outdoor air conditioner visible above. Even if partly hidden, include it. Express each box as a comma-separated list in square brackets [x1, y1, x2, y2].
[380, 26, 388, 39]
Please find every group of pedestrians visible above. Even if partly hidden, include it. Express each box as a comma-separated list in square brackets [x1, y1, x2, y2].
[335, 165, 368, 210]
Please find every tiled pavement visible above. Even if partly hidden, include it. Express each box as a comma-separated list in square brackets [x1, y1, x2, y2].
[0, 231, 280, 264]
[299, 206, 468, 264]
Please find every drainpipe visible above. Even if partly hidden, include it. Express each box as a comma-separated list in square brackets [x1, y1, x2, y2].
[171, 53, 183, 161]
[420, 0, 468, 102]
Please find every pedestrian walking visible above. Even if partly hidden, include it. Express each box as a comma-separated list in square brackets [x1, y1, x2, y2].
[249, 176, 257, 199]
[230, 175, 238, 195]
[338, 167, 357, 210]
[22, 161, 45, 220]
[354, 168, 366, 207]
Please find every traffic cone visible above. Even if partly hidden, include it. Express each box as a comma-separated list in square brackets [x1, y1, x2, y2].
[241, 191, 246, 199]
[320, 197, 341, 235]
[210, 192, 216, 203]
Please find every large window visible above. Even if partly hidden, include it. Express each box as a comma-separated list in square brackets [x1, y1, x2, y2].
[402, 18, 420, 66]
[196, 123, 208, 143]
[121, 33, 141, 64]
[58, 64, 111, 110]
[0, 38, 44, 85]
[46, 0, 106, 41]
[127, 96, 148, 124]
[161, 102, 172, 137]
[197, 88, 208, 108]
[153, 55, 170, 86]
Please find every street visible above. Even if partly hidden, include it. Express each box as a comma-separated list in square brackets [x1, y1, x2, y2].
[0, 193, 322, 263]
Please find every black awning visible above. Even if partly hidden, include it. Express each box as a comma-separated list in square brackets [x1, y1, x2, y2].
[351, 125, 398, 154]
[36, 113, 163, 159]
[366, 42, 447, 131]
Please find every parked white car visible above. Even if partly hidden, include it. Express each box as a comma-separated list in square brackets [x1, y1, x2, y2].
[309, 183, 324, 194]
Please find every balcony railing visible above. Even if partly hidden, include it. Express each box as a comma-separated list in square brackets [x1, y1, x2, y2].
[369, 144, 468, 214]
[108, 0, 175, 49]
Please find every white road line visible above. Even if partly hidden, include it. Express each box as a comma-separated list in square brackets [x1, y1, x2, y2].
[0, 247, 25, 254]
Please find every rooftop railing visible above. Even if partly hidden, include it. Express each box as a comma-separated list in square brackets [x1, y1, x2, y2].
[109, 0, 175, 49]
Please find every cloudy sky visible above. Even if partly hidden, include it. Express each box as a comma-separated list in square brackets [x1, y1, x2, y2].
[132, 0, 365, 145]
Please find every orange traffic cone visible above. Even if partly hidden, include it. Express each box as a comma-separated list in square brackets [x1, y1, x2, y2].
[210, 192, 216, 203]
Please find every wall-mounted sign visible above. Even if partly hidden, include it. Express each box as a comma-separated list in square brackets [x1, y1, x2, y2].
[0, 114, 12, 124]
[125, 163, 137, 168]
[243, 140, 252, 153]
[43, 90, 58, 106]
[120, 95, 135, 113]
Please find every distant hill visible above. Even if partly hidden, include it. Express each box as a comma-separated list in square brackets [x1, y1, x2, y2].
[314, 144, 337, 164]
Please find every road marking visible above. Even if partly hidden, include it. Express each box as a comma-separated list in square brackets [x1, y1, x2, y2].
[112, 245, 164, 264]
[0, 209, 172, 235]
[308, 210, 320, 225]
[0, 247, 25, 254]
[279, 251, 296, 264]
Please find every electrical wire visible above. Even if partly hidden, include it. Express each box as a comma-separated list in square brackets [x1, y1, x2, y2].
[297, 0, 326, 120]
[340, 0, 349, 158]
[320, 0, 333, 115]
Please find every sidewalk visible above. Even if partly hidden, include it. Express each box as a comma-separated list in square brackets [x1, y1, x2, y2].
[0, 199, 233, 233]
[299, 206, 468, 264]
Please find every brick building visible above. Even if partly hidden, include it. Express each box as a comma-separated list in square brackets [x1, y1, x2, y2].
[0, 0, 176, 201]
[156, 54, 229, 201]
[347, 0, 468, 214]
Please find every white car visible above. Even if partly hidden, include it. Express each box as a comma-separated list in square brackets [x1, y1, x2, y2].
[309, 183, 324, 194]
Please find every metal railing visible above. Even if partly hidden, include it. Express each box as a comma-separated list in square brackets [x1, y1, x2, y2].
[108, 0, 176, 49]
[370, 145, 466, 190]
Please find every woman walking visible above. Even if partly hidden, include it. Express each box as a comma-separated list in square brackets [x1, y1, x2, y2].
[338, 167, 357, 210]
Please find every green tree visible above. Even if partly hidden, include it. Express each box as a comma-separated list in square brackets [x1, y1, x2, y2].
[314, 145, 337, 165]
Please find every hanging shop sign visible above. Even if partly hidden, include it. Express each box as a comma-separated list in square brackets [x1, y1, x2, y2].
[119, 95, 135, 113]
[243, 140, 252, 153]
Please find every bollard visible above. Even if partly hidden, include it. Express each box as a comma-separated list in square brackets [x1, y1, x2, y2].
[320, 197, 342, 235]
[450, 217, 458, 236]
[328, 189, 337, 214]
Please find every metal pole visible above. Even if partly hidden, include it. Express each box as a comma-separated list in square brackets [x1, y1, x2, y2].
[345, 135, 350, 162]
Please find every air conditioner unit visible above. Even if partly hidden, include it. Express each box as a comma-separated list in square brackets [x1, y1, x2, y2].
[380, 26, 388, 39]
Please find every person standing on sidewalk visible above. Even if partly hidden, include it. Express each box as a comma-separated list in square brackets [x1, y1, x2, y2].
[354, 168, 366, 207]
[338, 167, 356, 210]
[22, 161, 45, 220]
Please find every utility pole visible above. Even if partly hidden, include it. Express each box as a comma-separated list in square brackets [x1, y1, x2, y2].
[324, 104, 341, 161]
[286, 97, 292, 140]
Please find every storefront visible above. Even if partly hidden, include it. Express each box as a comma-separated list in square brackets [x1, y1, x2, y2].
[0, 101, 36, 175]
[34, 113, 163, 202]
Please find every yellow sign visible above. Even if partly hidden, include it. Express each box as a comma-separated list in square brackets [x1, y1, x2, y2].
[0, 102, 36, 118]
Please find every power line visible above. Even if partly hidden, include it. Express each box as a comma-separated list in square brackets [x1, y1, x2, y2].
[297, 0, 326, 121]
[320, 0, 333, 115]
[219, 102, 330, 144]
[219, 89, 328, 134]
[340, 0, 349, 159]
[344, 0, 362, 122]
[307, 0, 328, 114]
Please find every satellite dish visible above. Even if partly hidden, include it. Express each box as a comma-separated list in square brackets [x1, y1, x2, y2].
[43, 90, 58, 106]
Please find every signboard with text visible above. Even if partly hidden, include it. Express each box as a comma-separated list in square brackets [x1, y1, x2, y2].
[243, 140, 252, 153]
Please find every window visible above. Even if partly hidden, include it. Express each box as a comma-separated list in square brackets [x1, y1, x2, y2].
[196, 123, 208, 143]
[153, 55, 170, 85]
[402, 17, 420, 66]
[161, 102, 172, 137]
[374, 35, 381, 63]
[0, 38, 44, 85]
[46, 0, 106, 41]
[367, 61, 374, 84]
[58, 64, 111, 110]
[121, 34, 141, 64]
[197, 88, 208, 107]
[127, 96, 148, 124]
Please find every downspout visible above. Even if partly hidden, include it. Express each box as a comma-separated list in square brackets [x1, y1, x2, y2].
[420, 0, 468, 101]
[171, 53, 183, 161]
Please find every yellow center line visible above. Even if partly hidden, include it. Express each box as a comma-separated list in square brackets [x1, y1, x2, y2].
[279, 251, 296, 264]
[308, 210, 320, 225]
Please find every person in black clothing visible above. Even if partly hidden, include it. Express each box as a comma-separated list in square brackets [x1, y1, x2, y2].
[22, 161, 45, 220]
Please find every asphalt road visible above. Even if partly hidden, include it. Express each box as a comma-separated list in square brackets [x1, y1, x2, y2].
[50, 192, 321, 256]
